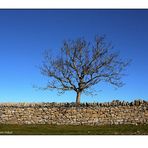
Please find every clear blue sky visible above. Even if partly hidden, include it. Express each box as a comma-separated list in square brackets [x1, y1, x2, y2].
[0, 9, 148, 103]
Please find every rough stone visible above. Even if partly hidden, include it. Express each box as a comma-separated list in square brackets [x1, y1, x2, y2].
[0, 100, 148, 125]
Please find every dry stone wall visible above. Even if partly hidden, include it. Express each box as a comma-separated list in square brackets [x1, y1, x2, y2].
[0, 100, 148, 125]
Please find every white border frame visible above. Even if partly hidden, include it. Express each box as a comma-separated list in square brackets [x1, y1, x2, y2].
[0, 0, 148, 147]
[0, 0, 148, 8]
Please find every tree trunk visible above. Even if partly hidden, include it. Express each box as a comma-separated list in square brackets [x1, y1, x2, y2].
[76, 91, 81, 105]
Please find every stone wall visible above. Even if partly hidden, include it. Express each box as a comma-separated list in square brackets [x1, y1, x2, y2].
[0, 100, 148, 125]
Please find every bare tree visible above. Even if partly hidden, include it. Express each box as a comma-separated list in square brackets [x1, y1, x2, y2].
[40, 35, 129, 105]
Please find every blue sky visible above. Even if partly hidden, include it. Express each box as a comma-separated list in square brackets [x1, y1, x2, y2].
[0, 9, 148, 103]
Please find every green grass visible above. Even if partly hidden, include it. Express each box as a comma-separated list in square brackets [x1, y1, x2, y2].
[0, 124, 148, 135]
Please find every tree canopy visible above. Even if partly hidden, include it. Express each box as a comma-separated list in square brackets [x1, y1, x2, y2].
[40, 35, 130, 104]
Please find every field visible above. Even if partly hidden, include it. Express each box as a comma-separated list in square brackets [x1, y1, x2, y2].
[0, 124, 148, 135]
